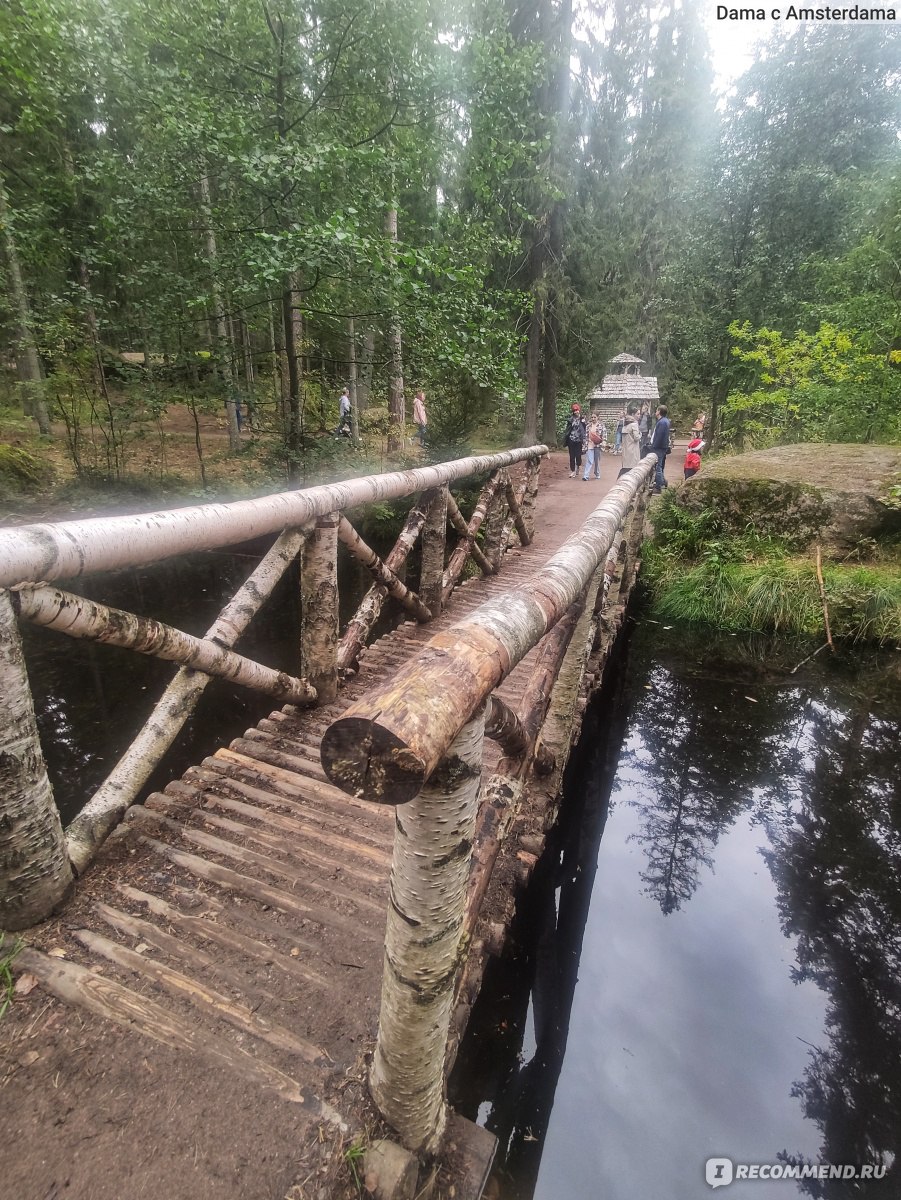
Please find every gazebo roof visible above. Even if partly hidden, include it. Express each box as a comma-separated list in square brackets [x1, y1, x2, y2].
[608, 353, 645, 365]
[586, 374, 660, 403]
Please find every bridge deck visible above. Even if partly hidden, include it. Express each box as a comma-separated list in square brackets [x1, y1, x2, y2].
[1, 453, 614, 1200]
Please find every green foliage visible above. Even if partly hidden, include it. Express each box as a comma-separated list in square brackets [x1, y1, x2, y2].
[0, 441, 53, 493]
[645, 490, 901, 645]
[646, 557, 901, 645]
[721, 321, 901, 449]
[0, 932, 23, 1022]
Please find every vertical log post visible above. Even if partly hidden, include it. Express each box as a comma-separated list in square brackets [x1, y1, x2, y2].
[483, 472, 508, 571]
[300, 512, 339, 704]
[520, 454, 541, 541]
[0, 590, 73, 929]
[419, 486, 448, 618]
[369, 704, 486, 1154]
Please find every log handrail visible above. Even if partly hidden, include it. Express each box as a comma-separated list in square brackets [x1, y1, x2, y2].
[320, 458, 656, 804]
[0, 447, 548, 926]
[0, 446, 547, 586]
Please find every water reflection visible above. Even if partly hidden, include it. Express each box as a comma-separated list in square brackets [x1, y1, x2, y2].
[450, 624, 901, 1198]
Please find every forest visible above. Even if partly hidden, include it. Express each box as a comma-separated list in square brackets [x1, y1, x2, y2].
[1, 0, 899, 499]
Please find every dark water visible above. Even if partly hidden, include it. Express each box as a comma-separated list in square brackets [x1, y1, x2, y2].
[450, 623, 901, 1199]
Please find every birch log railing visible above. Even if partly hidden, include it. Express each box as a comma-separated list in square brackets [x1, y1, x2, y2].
[0, 446, 546, 930]
[320, 455, 656, 1154]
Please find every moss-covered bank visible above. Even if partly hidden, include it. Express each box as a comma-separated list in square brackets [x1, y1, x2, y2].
[644, 445, 901, 645]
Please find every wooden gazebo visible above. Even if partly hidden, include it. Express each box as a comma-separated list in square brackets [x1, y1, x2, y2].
[586, 353, 659, 429]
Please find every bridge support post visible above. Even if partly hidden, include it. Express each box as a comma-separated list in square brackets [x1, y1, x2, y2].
[300, 512, 339, 704]
[520, 454, 541, 541]
[419, 485, 447, 618]
[370, 703, 486, 1154]
[0, 590, 73, 929]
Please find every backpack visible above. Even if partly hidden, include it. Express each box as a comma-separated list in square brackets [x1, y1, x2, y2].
[589, 427, 603, 446]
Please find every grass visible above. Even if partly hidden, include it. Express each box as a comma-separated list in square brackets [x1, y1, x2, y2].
[0, 931, 24, 1021]
[645, 555, 901, 644]
[644, 492, 901, 645]
[343, 1137, 367, 1195]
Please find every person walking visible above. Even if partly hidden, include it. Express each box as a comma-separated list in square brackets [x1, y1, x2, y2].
[617, 404, 641, 477]
[334, 386, 351, 437]
[582, 414, 604, 481]
[563, 404, 587, 477]
[413, 389, 427, 446]
[614, 411, 624, 455]
[649, 404, 671, 492]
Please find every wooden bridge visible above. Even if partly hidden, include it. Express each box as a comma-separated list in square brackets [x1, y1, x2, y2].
[0, 447, 653, 1200]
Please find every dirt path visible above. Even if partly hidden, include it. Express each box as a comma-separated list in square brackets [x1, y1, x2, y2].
[0, 451, 621, 1200]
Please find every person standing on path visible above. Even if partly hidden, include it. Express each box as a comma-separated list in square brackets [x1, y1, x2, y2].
[563, 404, 587, 477]
[413, 389, 427, 446]
[618, 404, 641, 477]
[335, 386, 351, 436]
[649, 405, 671, 492]
[582, 414, 604, 481]
[614, 411, 624, 454]
[638, 404, 651, 456]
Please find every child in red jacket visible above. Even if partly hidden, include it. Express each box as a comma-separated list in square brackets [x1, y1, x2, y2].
[684, 436, 705, 479]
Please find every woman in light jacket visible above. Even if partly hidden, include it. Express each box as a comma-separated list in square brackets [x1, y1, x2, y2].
[618, 404, 642, 478]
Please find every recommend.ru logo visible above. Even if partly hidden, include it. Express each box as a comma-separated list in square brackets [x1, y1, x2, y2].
[705, 1158, 886, 1187]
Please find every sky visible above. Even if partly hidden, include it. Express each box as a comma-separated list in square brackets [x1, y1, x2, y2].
[700, 5, 776, 92]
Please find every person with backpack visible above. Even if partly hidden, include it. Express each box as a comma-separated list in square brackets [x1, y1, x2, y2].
[582, 414, 604, 481]
[563, 404, 587, 477]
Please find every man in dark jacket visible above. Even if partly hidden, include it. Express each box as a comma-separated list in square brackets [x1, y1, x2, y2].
[649, 405, 670, 493]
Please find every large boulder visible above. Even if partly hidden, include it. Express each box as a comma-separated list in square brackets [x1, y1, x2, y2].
[676, 443, 901, 554]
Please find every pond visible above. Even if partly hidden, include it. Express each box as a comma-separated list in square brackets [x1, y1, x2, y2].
[450, 621, 901, 1199]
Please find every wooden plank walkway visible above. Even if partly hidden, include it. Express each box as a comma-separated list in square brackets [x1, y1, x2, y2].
[1, 453, 613, 1200]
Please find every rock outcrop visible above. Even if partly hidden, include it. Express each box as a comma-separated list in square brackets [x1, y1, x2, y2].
[676, 444, 901, 555]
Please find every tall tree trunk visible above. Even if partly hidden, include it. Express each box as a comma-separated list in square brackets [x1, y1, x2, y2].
[199, 171, 240, 451]
[0, 169, 51, 435]
[523, 296, 542, 445]
[358, 330, 375, 411]
[385, 204, 405, 453]
[348, 316, 360, 443]
[281, 273, 304, 478]
[540, 0, 573, 446]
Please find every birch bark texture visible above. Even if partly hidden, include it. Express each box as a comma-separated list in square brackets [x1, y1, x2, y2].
[0, 590, 73, 929]
[321, 458, 655, 804]
[0, 446, 547, 587]
[419, 486, 448, 618]
[12, 584, 316, 705]
[370, 704, 486, 1153]
[300, 513, 339, 704]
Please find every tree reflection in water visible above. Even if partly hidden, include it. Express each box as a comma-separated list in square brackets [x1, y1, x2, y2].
[451, 627, 901, 1199]
[630, 638, 901, 1194]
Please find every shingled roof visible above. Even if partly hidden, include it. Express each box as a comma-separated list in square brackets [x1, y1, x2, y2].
[586, 375, 660, 402]
[586, 352, 660, 410]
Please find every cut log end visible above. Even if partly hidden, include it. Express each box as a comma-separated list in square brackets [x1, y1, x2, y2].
[320, 716, 426, 806]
